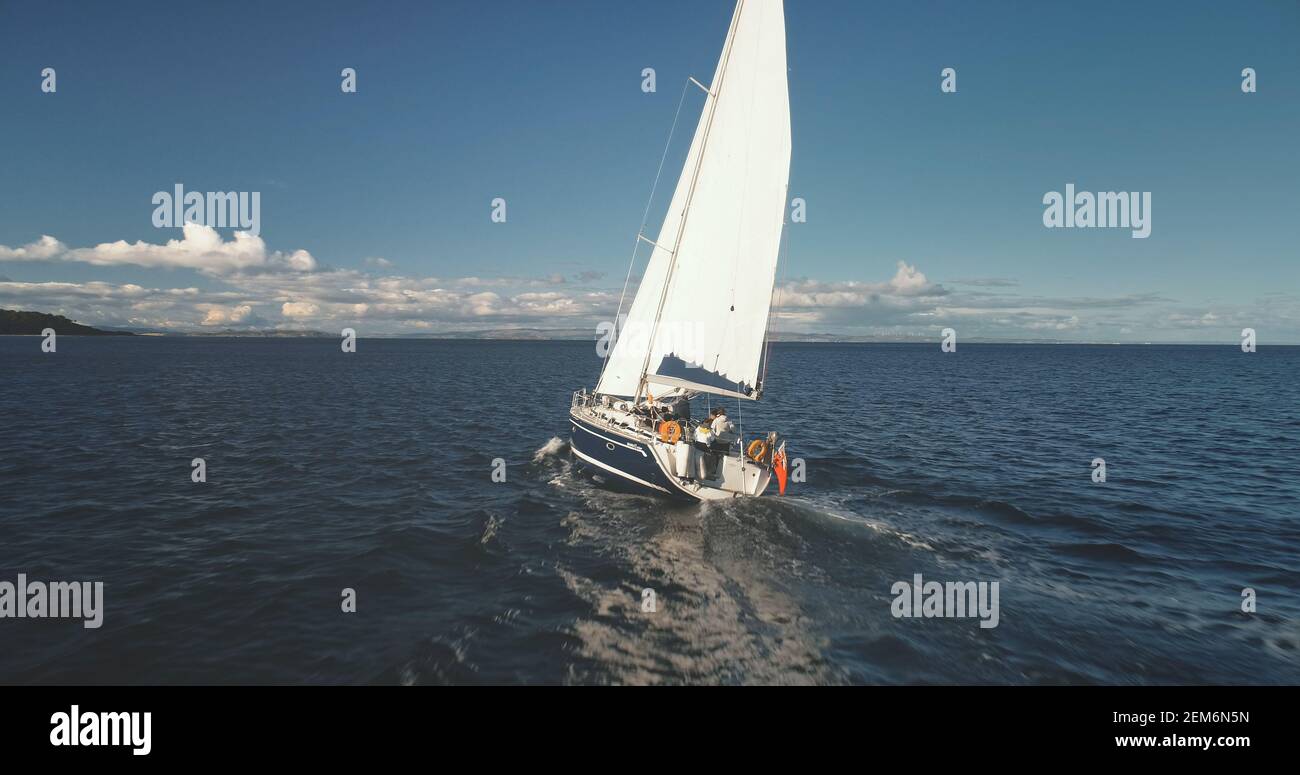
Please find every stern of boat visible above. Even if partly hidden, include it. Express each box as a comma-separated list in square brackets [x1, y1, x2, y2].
[569, 389, 787, 502]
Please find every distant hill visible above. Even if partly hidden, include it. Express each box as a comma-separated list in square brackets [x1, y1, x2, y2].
[417, 327, 595, 340]
[186, 328, 332, 337]
[0, 309, 134, 336]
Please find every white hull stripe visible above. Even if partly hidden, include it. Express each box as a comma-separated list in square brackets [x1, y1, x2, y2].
[571, 445, 671, 494]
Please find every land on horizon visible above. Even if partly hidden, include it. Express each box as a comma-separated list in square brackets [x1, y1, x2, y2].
[0, 308, 133, 336]
[1, 308, 1281, 346]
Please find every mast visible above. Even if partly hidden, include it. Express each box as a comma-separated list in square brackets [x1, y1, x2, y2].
[633, 0, 745, 406]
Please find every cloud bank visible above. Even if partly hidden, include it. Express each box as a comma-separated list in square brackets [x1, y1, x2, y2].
[1, 227, 1294, 342]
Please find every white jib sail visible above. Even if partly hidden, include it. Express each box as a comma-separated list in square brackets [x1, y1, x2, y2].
[597, 0, 791, 400]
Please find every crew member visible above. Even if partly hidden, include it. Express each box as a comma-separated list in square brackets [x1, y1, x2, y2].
[709, 407, 735, 451]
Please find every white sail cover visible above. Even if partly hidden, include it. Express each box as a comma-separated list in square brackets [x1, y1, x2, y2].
[597, 0, 790, 400]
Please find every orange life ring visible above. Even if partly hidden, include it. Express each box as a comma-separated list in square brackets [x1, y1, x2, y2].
[658, 420, 683, 444]
[747, 439, 767, 462]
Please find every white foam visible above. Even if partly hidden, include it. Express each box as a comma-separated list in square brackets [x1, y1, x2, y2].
[533, 436, 567, 462]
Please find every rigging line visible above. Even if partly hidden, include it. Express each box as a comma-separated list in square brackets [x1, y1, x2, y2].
[597, 77, 694, 389]
[736, 381, 744, 478]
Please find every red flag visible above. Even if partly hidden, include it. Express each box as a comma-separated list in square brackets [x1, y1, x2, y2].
[773, 442, 788, 495]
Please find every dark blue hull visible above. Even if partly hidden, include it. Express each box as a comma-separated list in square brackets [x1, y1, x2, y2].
[568, 411, 696, 502]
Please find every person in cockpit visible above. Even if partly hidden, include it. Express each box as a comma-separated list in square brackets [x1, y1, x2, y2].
[708, 406, 735, 451]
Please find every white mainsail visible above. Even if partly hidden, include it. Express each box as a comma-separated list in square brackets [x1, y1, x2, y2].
[597, 0, 790, 401]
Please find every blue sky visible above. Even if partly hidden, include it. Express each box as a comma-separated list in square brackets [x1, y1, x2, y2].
[1, 0, 1297, 341]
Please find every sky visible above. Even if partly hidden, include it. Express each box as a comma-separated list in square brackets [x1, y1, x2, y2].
[1, 0, 1297, 342]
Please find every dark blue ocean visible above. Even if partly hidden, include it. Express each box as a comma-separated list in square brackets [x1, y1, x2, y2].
[2, 337, 1297, 684]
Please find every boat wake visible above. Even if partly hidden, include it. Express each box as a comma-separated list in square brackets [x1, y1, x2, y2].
[556, 500, 841, 684]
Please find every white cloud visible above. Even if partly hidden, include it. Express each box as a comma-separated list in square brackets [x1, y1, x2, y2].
[1, 223, 316, 274]
[0, 235, 66, 261]
[776, 262, 945, 310]
[201, 304, 257, 326]
[281, 301, 320, 318]
[887, 261, 931, 295]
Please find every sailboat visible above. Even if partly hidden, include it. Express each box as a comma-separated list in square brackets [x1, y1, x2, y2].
[569, 0, 792, 502]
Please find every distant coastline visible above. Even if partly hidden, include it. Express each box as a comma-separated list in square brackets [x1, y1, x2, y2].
[2, 308, 1289, 345]
[0, 309, 133, 336]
